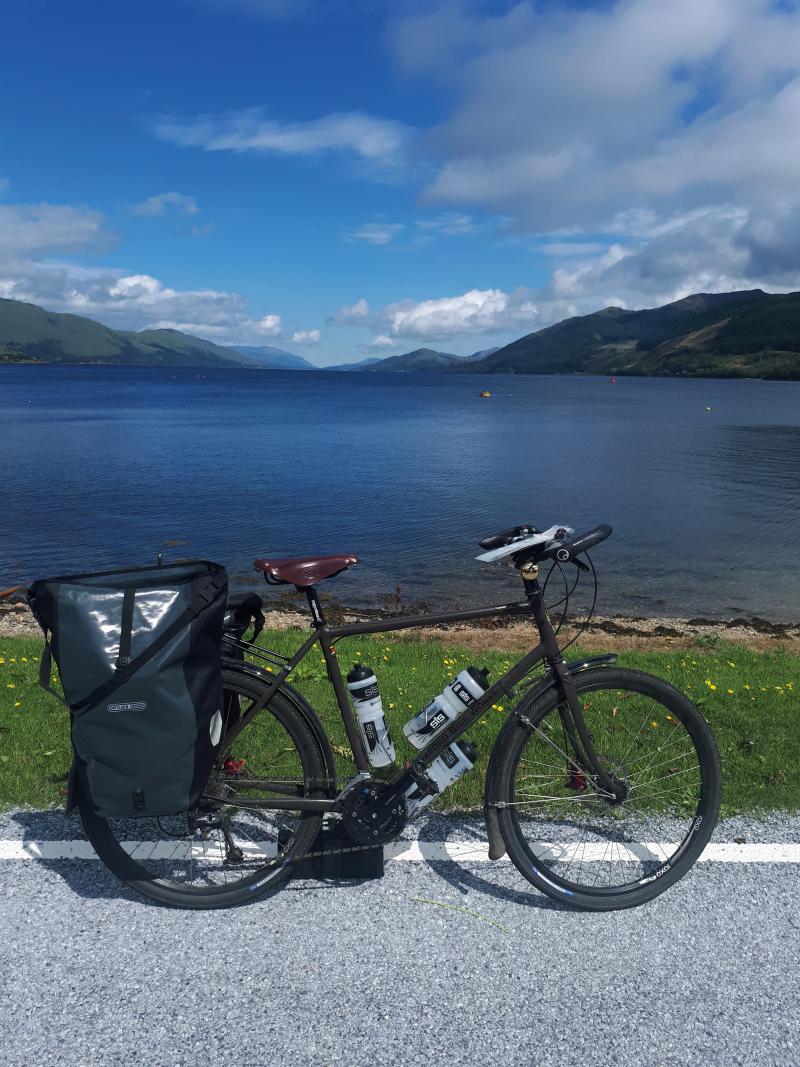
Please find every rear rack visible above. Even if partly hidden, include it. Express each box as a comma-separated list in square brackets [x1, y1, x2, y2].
[221, 635, 292, 669]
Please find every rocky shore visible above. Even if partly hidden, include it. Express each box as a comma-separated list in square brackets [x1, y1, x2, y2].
[3, 598, 799, 653]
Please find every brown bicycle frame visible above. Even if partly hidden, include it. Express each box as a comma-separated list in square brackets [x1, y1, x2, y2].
[220, 570, 622, 812]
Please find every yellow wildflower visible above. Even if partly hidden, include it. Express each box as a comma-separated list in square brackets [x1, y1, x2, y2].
[6, 683, 15, 689]
[727, 689, 734, 695]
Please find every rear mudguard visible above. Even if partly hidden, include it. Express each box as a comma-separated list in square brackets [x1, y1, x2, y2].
[483, 654, 617, 860]
[65, 660, 339, 812]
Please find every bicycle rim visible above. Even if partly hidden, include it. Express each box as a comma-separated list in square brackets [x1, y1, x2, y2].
[497, 669, 720, 907]
[79, 671, 324, 906]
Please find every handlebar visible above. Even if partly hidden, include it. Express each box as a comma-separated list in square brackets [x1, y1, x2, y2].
[540, 524, 612, 566]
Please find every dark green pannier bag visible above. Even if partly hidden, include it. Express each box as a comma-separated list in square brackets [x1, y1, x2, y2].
[28, 560, 228, 818]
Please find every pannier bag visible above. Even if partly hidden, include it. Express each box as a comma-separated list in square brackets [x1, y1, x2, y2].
[28, 560, 228, 818]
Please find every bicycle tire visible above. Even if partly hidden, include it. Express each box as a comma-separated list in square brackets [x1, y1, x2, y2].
[488, 667, 721, 911]
[79, 667, 326, 909]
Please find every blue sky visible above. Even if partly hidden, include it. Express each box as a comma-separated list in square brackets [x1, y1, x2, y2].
[2, 0, 800, 365]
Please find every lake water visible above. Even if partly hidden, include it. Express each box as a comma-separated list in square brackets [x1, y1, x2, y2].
[2, 365, 799, 621]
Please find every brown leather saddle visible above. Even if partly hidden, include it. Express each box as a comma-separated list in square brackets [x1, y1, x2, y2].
[253, 554, 358, 588]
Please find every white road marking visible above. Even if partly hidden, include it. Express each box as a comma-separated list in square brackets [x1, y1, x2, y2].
[0, 839, 798, 863]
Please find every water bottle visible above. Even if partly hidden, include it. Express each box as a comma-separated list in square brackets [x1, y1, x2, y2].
[403, 740, 477, 819]
[346, 663, 396, 768]
[403, 666, 490, 750]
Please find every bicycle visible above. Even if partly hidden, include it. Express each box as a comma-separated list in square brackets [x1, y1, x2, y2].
[76, 522, 722, 911]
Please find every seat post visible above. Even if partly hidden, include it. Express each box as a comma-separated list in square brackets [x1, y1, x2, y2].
[301, 585, 326, 628]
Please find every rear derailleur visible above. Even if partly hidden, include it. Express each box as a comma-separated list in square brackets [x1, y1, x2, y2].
[188, 807, 245, 865]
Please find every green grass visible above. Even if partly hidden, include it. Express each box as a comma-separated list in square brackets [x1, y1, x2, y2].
[1, 630, 798, 815]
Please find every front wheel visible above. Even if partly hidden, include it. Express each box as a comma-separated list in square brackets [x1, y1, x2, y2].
[489, 668, 721, 911]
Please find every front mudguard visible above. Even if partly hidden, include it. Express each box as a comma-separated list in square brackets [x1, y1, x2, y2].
[483, 654, 616, 860]
[64, 661, 339, 812]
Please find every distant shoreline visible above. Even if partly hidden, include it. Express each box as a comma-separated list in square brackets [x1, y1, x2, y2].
[2, 360, 799, 382]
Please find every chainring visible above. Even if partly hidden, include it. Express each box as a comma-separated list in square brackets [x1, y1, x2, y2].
[340, 782, 407, 846]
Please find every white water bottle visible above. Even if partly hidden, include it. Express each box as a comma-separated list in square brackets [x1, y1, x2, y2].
[404, 740, 477, 819]
[347, 663, 396, 768]
[403, 666, 490, 750]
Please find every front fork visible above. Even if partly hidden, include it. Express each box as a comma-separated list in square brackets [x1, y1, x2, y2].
[549, 658, 627, 802]
[523, 564, 627, 802]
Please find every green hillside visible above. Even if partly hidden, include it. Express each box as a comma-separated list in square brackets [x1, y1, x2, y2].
[472, 290, 800, 379]
[0, 298, 256, 368]
[361, 347, 464, 372]
[228, 345, 317, 370]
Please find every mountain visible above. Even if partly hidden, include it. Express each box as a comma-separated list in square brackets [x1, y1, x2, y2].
[467, 346, 501, 361]
[470, 290, 800, 379]
[325, 356, 383, 371]
[0, 298, 257, 368]
[359, 347, 464, 373]
[4, 289, 800, 379]
[228, 345, 317, 370]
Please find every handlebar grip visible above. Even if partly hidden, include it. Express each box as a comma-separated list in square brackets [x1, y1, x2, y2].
[550, 524, 612, 563]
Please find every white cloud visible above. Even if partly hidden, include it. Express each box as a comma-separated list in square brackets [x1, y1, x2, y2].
[541, 242, 608, 257]
[388, 0, 800, 232]
[345, 222, 403, 245]
[377, 288, 539, 341]
[132, 191, 199, 216]
[332, 297, 370, 325]
[370, 334, 396, 348]
[0, 203, 107, 255]
[255, 314, 282, 336]
[151, 108, 412, 167]
[416, 212, 476, 236]
[337, 200, 800, 344]
[0, 198, 285, 345]
[290, 328, 321, 344]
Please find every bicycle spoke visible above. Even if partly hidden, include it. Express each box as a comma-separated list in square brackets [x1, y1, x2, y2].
[508, 683, 707, 893]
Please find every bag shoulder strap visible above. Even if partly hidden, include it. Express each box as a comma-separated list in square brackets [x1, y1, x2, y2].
[38, 634, 70, 708]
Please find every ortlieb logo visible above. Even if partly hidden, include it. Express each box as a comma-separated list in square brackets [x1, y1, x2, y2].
[107, 701, 147, 713]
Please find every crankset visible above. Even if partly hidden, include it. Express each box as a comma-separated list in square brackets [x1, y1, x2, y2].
[340, 781, 408, 846]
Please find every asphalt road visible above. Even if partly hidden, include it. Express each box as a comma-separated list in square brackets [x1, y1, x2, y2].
[1, 811, 798, 1067]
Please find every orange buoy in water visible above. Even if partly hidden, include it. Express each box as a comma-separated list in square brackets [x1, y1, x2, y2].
[479, 390, 492, 398]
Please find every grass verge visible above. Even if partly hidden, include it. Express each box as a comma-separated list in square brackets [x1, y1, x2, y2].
[1, 629, 798, 815]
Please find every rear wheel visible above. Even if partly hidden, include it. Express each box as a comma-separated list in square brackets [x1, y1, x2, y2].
[79, 668, 326, 909]
[490, 668, 721, 911]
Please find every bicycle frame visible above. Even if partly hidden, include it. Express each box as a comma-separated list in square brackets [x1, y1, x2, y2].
[221, 567, 623, 812]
